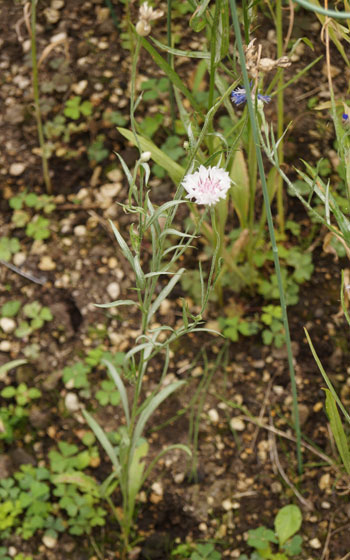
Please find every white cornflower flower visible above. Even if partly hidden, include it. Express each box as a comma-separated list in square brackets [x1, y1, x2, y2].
[182, 165, 232, 207]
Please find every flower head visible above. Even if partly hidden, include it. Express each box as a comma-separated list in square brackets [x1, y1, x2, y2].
[342, 113, 349, 124]
[182, 165, 231, 206]
[136, 2, 163, 36]
[231, 85, 271, 106]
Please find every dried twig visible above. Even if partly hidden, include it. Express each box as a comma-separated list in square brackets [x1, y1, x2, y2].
[242, 414, 335, 466]
[321, 513, 335, 560]
[0, 259, 47, 285]
[269, 419, 314, 510]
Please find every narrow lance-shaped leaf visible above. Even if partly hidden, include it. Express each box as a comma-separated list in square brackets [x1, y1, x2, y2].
[147, 268, 185, 323]
[130, 380, 186, 457]
[325, 389, 350, 475]
[102, 359, 130, 426]
[117, 128, 185, 184]
[83, 409, 121, 475]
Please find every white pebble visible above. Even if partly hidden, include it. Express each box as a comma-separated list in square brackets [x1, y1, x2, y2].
[42, 534, 57, 549]
[74, 225, 87, 237]
[9, 163, 25, 176]
[309, 538, 322, 550]
[0, 318, 16, 334]
[107, 282, 120, 300]
[230, 417, 245, 431]
[151, 482, 163, 496]
[0, 341, 11, 352]
[222, 499, 233, 511]
[208, 408, 219, 423]
[13, 252, 26, 267]
[100, 183, 121, 198]
[65, 392, 80, 412]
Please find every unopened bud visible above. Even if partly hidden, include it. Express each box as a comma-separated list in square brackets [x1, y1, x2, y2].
[136, 20, 151, 36]
[140, 151, 152, 162]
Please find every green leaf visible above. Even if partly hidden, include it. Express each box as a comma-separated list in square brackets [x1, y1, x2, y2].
[128, 439, 149, 514]
[83, 409, 121, 475]
[275, 504, 302, 547]
[103, 359, 130, 426]
[131, 381, 185, 455]
[247, 526, 278, 550]
[150, 36, 210, 59]
[325, 389, 350, 474]
[117, 127, 185, 184]
[0, 360, 27, 379]
[1, 300, 21, 317]
[282, 534, 303, 555]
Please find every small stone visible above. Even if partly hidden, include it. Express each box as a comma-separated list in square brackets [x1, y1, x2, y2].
[173, 472, 185, 484]
[149, 492, 162, 504]
[51, 0, 64, 9]
[44, 7, 60, 23]
[191, 366, 203, 377]
[38, 255, 56, 271]
[230, 418, 245, 431]
[8, 547, 17, 557]
[151, 482, 163, 496]
[13, 252, 26, 267]
[72, 80, 88, 95]
[0, 317, 16, 333]
[298, 403, 310, 427]
[321, 501, 331, 509]
[313, 402, 323, 412]
[106, 168, 122, 182]
[9, 163, 25, 176]
[273, 385, 284, 396]
[208, 408, 219, 423]
[50, 31, 67, 43]
[222, 499, 233, 511]
[5, 104, 25, 124]
[108, 257, 118, 269]
[42, 534, 57, 549]
[107, 282, 120, 300]
[271, 481, 282, 493]
[309, 538, 322, 550]
[319, 473, 331, 491]
[199, 523, 207, 532]
[0, 341, 11, 352]
[74, 225, 87, 237]
[65, 392, 80, 412]
[100, 183, 121, 198]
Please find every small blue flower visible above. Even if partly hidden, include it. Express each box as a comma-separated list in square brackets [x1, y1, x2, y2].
[342, 113, 349, 124]
[231, 85, 271, 106]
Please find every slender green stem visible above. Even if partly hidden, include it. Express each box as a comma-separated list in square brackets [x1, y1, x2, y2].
[229, 0, 303, 474]
[167, 0, 176, 132]
[276, 0, 285, 234]
[31, 0, 51, 194]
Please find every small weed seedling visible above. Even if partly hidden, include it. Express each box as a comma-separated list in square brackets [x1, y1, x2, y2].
[14, 301, 53, 339]
[261, 305, 285, 348]
[10, 190, 55, 239]
[0, 383, 41, 442]
[172, 542, 221, 559]
[239, 505, 303, 559]
[0, 238, 21, 262]
[63, 96, 93, 120]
